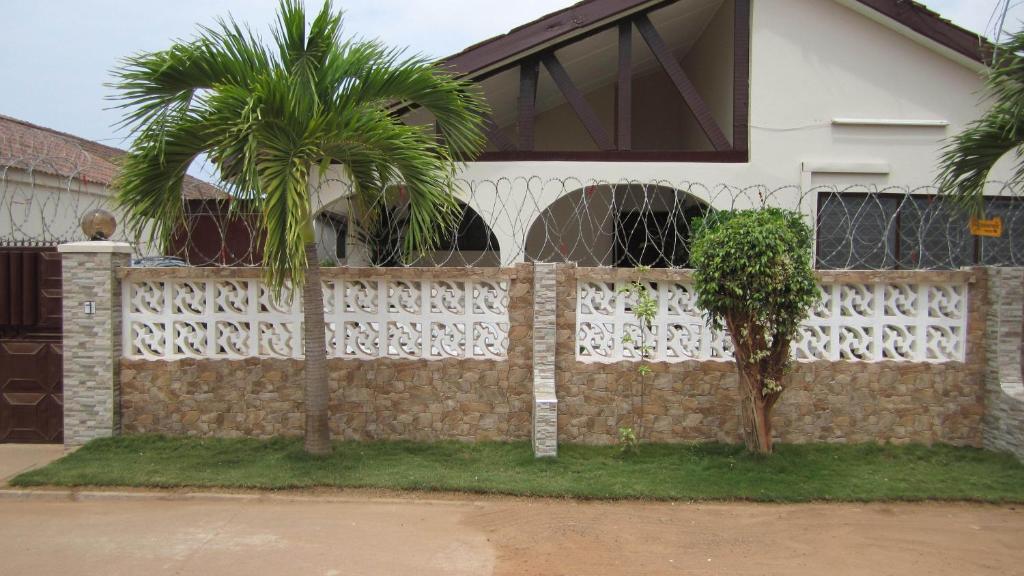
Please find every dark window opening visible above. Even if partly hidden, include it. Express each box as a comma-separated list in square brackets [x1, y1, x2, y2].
[436, 205, 499, 252]
[318, 213, 348, 260]
[614, 206, 705, 268]
[815, 193, 1024, 269]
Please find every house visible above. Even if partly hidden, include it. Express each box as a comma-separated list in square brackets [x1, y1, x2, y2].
[313, 0, 1022, 270]
[33, 1, 1024, 456]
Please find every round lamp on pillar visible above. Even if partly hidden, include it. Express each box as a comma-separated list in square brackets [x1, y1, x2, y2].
[80, 209, 117, 241]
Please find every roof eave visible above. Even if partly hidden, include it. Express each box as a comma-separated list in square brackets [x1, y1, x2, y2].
[834, 0, 988, 71]
[438, 0, 991, 84]
[441, 0, 660, 80]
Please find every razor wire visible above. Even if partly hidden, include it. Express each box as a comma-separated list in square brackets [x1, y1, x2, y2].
[302, 178, 1024, 270]
[3, 139, 1023, 270]
[0, 129, 138, 248]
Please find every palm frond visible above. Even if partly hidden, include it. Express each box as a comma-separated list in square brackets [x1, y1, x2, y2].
[113, 112, 214, 250]
[112, 0, 486, 292]
[937, 29, 1024, 215]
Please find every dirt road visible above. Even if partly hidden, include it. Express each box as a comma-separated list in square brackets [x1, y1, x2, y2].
[0, 492, 1019, 575]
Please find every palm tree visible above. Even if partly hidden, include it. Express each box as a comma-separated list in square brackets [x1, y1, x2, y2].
[111, 0, 487, 454]
[937, 30, 1024, 214]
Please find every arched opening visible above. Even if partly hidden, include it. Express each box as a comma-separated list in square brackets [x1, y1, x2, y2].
[524, 184, 711, 267]
[316, 194, 500, 267]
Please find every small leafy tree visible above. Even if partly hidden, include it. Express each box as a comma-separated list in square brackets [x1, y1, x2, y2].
[618, 265, 656, 451]
[690, 209, 818, 455]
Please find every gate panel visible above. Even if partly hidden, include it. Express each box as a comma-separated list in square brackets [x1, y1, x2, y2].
[0, 247, 63, 443]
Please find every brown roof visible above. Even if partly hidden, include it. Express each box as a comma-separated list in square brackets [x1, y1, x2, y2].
[0, 114, 224, 200]
[441, 0, 990, 78]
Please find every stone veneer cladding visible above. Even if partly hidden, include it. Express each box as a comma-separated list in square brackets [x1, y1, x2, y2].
[531, 263, 558, 457]
[982, 268, 1024, 458]
[60, 242, 132, 446]
[104, 264, 1006, 451]
[556, 267, 989, 446]
[120, 265, 535, 441]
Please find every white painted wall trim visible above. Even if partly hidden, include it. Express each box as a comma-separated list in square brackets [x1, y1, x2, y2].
[801, 161, 892, 175]
[58, 241, 133, 254]
[832, 118, 949, 128]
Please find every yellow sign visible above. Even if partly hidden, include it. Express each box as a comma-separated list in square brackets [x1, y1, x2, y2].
[969, 217, 1003, 238]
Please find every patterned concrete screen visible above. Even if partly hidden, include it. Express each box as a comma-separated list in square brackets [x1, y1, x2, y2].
[576, 275, 968, 363]
[123, 274, 510, 360]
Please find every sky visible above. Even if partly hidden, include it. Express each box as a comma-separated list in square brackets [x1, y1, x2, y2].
[1, 0, 1021, 170]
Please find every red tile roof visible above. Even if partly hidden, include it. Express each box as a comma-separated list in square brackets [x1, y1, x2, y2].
[0, 114, 224, 200]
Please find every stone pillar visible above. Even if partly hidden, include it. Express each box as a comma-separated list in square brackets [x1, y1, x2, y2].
[57, 241, 133, 446]
[532, 262, 558, 457]
[983, 267, 1024, 460]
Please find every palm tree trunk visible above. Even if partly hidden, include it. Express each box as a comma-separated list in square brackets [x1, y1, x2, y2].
[303, 241, 331, 455]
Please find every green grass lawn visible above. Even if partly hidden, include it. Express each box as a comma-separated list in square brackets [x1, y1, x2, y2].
[11, 435, 1024, 503]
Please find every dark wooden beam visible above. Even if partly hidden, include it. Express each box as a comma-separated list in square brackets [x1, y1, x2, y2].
[617, 21, 632, 151]
[733, 0, 750, 154]
[442, 0, 658, 77]
[465, 0, 679, 85]
[634, 14, 731, 151]
[476, 150, 747, 163]
[541, 54, 614, 151]
[517, 59, 539, 151]
[483, 115, 515, 152]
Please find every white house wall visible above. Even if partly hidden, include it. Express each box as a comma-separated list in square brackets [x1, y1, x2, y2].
[316, 0, 1004, 265]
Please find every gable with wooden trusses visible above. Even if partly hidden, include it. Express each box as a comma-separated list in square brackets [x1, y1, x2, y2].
[400, 0, 988, 164]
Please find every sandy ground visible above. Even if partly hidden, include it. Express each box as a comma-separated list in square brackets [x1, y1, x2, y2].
[0, 445, 65, 484]
[0, 494, 1020, 575]
[469, 500, 1023, 576]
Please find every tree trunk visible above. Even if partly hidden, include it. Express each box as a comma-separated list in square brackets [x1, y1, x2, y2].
[737, 367, 773, 455]
[303, 242, 331, 455]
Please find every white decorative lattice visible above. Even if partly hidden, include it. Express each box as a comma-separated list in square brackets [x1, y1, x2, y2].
[124, 277, 509, 360]
[576, 280, 967, 363]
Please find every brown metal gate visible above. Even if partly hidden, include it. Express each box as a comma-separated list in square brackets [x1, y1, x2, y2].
[0, 247, 63, 443]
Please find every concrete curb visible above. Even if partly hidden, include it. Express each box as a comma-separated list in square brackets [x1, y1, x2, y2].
[0, 488, 489, 506]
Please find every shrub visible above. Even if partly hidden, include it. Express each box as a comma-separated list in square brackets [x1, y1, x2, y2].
[691, 208, 818, 454]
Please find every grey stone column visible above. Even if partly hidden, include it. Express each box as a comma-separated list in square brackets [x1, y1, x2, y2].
[57, 241, 133, 447]
[532, 262, 558, 457]
[982, 267, 1024, 460]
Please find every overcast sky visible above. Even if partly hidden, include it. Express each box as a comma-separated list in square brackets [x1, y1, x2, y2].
[1, 0, 1021, 162]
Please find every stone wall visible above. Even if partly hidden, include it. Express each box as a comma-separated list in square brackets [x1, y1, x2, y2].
[983, 268, 1024, 458]
[121, 357, 532, 441]
[556, 267, 988, 446]
[109, 263, 999, 450]
[59, 242, 133, 446]
[120, 265, 534, 441]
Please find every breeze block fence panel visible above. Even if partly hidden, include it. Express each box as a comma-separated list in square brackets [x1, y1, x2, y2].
[57, 244, 1024, 460]
[562, 267, 985, 445]
[117, 265, 535, 443]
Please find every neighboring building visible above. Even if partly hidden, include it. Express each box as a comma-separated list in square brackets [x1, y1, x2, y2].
[314, 0, 1023, 269]
[0, 114, 223, 248]
[0, 114, 223, 442]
